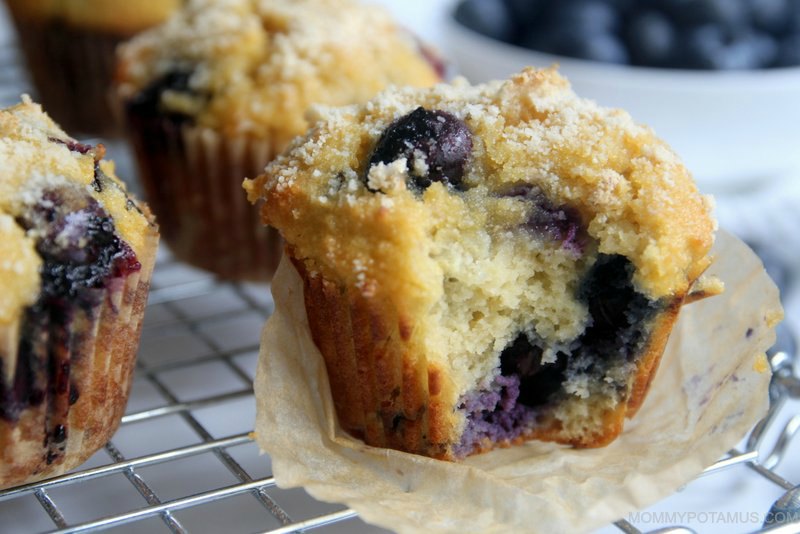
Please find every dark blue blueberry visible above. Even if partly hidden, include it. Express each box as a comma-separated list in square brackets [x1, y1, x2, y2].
[659, 0, 750, 31]
[540, 0, 622, 35]
[625, 10, 678, 66]
[775, 33, 800, 65]
[602, 0, 637, 11]
[500, 334, 567, 407]
[501, 0, 547, 25]
[578, 254, 660, 361]
[679, 26, 779, 69]
[523, 29, 630, 64]
[677, 25, 729, 68]
[126, 70, 198, 122]
[749, 0, 791, 35]
[722, 31, 779, 68]
[453, 0, 515, 42]
[367, 107, 473, 192]
[1, 190, 140, 423]
[790, 0, 800, 32]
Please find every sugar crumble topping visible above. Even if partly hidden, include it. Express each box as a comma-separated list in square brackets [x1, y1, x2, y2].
[0, 99, 155, 323]
[367, 159, 408, 193]
[116, 0, 440, 141]
[244, 66, 717, 457]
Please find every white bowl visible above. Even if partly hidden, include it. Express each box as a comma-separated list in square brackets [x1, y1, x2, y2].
[444, 18, 800, 195]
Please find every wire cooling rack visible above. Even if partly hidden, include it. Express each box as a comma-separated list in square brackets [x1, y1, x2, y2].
[1, 14, 799, 533]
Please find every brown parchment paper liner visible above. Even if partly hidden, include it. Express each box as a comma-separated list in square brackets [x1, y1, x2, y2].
[125, 115, 283, 281]
[254, 231, 782, 533]
[6, 10, 126, 136]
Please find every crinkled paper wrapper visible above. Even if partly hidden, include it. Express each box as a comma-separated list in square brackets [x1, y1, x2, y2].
[254, 231, 782, 533]
[124, 116, 283, 281]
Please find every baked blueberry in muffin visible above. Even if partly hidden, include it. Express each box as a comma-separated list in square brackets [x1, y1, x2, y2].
[114, 0, 443, 281]
[0, 99, 158, 487]
[245, 68, 716, 459]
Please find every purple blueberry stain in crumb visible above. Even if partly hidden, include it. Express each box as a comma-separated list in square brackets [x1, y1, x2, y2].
[455, 334, 568, 457]
[49, 137, 94, 155]
[456, 254, 663, 456]
[577, 254, 661, 362]
[367, 107, 473, 192]
[503, 185, 587, 254]
[0, 187, 140, 423]
[454, 374, 537, 457]
[746, 327, 754, 338]
[52, 424, 67, 444]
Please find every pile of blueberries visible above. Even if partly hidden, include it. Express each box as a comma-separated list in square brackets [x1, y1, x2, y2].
[454, 0, 800, 69]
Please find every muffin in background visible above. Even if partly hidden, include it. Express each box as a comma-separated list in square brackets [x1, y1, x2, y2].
[0, 98, 159, 489]
[3, 0, 182, 136]
[115, 0, 442, 281]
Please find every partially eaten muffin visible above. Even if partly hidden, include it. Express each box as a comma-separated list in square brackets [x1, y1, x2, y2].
[245, 68, 716, 460]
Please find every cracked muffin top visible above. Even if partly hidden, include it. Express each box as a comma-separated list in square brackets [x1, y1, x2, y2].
[245, 67, 718, 457]
[245, 67, 716, 387]
[0, 98, 156, 326]
[115, 0, 442, 143]
[246, 67, 715, 304]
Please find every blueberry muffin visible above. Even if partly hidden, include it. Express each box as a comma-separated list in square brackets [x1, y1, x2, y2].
[114, 0, 443, 281]
[3, 0, 182, 135]
[244, 67, 717, 459]
[0, 98, 159, 488]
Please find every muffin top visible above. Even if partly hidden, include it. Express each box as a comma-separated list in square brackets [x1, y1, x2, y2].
[0, 98, 156, 325]
[115, 0, 441, 143]
[245, 67, 715, 307]
[247, 67, 717, 432]
[4, 0, 182, 34]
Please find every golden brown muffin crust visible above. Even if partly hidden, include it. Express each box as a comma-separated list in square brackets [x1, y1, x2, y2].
[4, 0, 182, 34]
[246, 67, 716, 458]
[115, 0, 441, 142]
[247, 67, 715, 301]
[0, 98, 154, 324]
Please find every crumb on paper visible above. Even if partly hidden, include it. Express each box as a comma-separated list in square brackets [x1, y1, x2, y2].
[753, 353, 769, 374]
[766, 309, 784, 329]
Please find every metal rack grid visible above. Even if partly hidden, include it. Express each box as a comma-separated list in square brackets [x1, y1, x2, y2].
[1, 19, 799, 534]
[0, 250, 797, 534]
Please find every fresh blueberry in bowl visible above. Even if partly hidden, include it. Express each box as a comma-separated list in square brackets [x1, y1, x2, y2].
[452, 0, 800, 69]
[624, 10, 678, 67]
[453, 0, 515, 42]
[447, 0, 800, 194]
